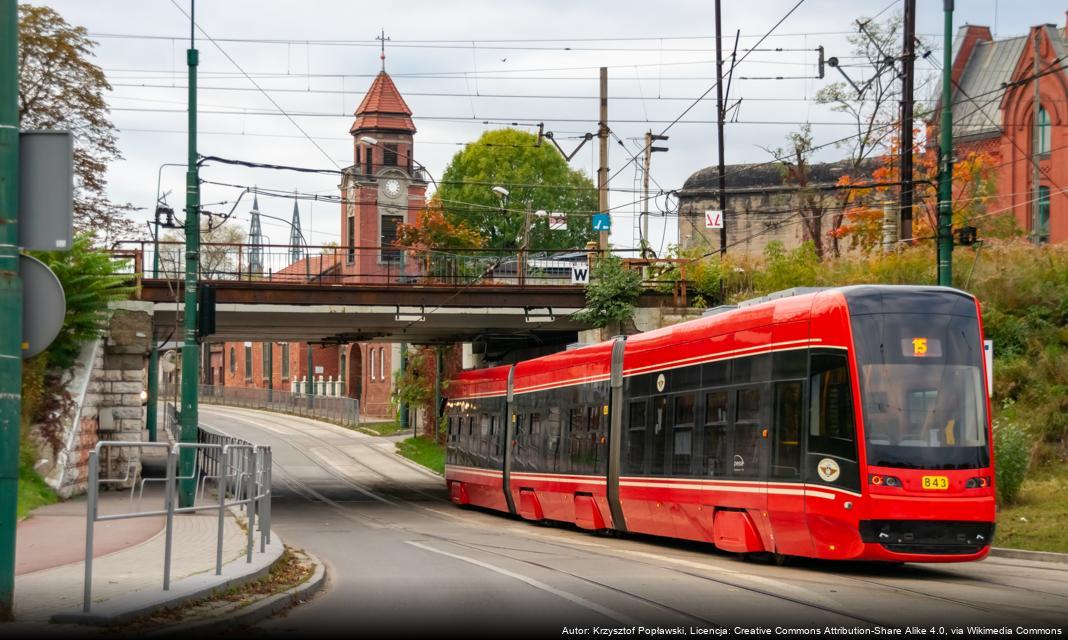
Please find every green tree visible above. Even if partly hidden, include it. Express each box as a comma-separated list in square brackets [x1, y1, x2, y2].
[18, 4, 132, 245]
[437, 129, 597, 250]
[572, 255, 642, 329]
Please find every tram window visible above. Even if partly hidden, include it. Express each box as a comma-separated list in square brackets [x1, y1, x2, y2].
[673, 365, 701, 390]
[733, 387, 764, 477]
[809, 353, 857, 461]
[625, 401, 646, 474]
[650, 396, 668, 475]
[772, 381, 803, 479]
[672, 393, 696, 474]
[733, 354, 772, 385]
[588, 405, 603, 470]
[481, 414, 491, 438]
[702, 360, 731, 386]
[773, 350, 808, 380]
[702, 391, 729, 476]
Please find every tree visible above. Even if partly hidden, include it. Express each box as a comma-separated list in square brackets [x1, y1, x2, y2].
[766, 125, 835, 259]
[396, 195, 486, 251]
[18, 4, 132, 245]
[160, 223, 247, 280]
[834, 138, 1006, 252]
[437, 129, 598, 251]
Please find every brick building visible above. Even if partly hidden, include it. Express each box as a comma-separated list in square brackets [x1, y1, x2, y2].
[217, 63, 434, 419]
[936, 20, 1068, 243]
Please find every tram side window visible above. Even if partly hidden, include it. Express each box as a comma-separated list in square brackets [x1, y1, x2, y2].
[702, 391, 729, 476]
[586, 405, 604, 473]
[625, 401, 646, 474]
[671, 393, 695, 475]
[546, 407, 563, 472]
[650, 396, 668, 475]
[733, 387, 764, 477]
[772, 381, 803, 479]
[513, 413, 529, 471]
[530, 412, 544, 470]
[809, 353, 857, 461]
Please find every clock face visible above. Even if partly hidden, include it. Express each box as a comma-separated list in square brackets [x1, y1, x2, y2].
[384, 179, 402, 198]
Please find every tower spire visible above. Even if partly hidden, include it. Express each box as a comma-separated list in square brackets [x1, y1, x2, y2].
[376, 29, 390, 71]
[248, 193, 263, 276]
[289, 193, 305, 264]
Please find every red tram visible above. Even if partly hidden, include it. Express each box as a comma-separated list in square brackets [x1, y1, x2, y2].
[443, 286, 995, 562]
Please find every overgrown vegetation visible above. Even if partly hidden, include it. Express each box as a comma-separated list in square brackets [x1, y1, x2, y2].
[572, 254, 643, 329]
[396, 436, 445, 475]
[18, 432, 57, 520]
[993, 417, 1031, 505]
[994, 463, 1068, 554]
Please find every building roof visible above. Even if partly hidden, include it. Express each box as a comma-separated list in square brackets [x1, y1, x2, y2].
[950, 33, 1027, 139]
[681, 158, 872, 194]
[350, 71, 416, 134]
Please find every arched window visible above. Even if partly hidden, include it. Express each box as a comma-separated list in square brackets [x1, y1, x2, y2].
[379, 347, 386, 381]
[369, 347, 377, 382]
[1035, 105, 1051, 155]
[229, 347, 236, 374]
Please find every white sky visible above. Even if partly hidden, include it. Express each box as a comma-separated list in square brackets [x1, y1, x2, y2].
[42, 0, 1063, 253]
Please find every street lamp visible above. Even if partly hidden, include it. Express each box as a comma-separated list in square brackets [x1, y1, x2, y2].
[493, 185, 533, 285]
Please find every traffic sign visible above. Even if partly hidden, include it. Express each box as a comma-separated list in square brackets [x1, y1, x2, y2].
[705, 209, 724, 229]
[592, 213, 611, 231]
[571, 264, 590, 285]
[548, 212, 567, 231]
[20, 255, 66, 359]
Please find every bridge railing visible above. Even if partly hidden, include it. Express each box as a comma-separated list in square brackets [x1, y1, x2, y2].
[184, 383, 361, 429]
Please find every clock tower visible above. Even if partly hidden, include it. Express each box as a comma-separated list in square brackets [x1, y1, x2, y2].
[341, 66, 426, 282]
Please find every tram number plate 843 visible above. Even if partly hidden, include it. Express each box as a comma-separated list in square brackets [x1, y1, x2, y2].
[921, 476, 949, 490]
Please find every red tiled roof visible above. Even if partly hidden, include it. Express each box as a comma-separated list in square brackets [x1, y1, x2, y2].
[350, 71, 416, 133]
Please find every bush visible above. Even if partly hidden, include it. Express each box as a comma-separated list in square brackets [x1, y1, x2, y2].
[993, 417, 1032, 505]
[572, 255, 643, 328]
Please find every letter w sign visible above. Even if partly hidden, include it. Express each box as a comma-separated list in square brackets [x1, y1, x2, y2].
[571, 265, 590, 285]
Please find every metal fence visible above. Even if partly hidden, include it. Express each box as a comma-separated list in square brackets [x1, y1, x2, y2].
[196, 384, 361, 428]
[82, 425, 271, 613]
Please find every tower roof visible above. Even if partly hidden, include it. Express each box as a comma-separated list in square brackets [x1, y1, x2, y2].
[350, 71, 416, 134]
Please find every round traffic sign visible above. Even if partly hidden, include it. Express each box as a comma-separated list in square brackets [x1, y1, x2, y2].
[21, 254, 66, 359]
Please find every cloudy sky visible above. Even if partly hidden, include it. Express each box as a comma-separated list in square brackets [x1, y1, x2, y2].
[42, 0, 1060, 252]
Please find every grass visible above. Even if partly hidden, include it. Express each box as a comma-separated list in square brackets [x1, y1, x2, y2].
[358, 420, 404, 437]
[18, 437, 57, 520]
[995, 462, 1068, 553]
[395, 436, 445, 475]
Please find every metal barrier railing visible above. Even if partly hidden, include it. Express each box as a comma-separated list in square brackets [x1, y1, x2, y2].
[191, 384, 361, 429]
[82, 425, 271, 613]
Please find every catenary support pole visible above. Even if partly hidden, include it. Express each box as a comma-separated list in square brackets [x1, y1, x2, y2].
[179, 0, 200, 507]
[398, 344, 408, 431]
[597, 67, 609, 252]
[0, 0, 21, 618]
[715, 0, 728, 299]
[900, 0, 916, 242]
[147, 344, 159, 441]
[936, 0, 954, 286]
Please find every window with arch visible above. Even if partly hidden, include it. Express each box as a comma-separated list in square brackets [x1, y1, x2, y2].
[379, 347, 387, 381]
[1035, 105, 1051, 155]
[244, 343, 252, 382]
[369, 347, 377, 382]
[229, 347, 236, 375]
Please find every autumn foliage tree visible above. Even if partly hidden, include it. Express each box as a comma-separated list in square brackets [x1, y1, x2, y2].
[395, 196, 486, 251]
[834, 136, 1006, 252]
[18, 4, 132, 245]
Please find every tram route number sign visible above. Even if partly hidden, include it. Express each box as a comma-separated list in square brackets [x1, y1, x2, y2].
[705, 209, 724, 229]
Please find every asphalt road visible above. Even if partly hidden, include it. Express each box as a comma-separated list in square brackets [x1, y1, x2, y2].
[199, 405, 1068, 638]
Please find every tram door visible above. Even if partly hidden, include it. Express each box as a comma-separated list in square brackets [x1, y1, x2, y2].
[768, 380, 813, 556]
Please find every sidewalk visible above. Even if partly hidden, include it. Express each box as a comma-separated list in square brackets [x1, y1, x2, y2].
[12, 488, 251, 624]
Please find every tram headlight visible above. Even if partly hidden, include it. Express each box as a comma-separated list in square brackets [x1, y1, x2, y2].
[965, 476, 991, 489]
[869, 474, 902, 488]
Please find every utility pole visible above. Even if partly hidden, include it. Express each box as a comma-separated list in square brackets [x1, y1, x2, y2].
[598, 67, 609, 252]
[899, 0, 916, 242]
[179, 0, 200, 507]
[641, 130, 668, 258]
[0, 0, 21, 619]
[936, 0, 954, 287]
[715, 0, 728, 262]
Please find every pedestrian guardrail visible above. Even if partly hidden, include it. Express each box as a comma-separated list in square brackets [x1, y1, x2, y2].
[194, 384, 361, 428]
[81, 425, 271, 613]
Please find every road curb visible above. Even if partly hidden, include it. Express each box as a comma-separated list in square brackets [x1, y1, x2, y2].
[52, 530, 286, 626]
[989, 546, 1068, 565]
[391, 447, 444, 479]
[145, 549, 327, 637]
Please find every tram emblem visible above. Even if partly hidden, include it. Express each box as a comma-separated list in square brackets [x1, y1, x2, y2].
[656, 373, 666, 392]
[817, 458, 841, 482]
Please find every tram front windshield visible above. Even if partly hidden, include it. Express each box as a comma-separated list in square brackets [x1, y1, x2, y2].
[851, 312, 989, 470]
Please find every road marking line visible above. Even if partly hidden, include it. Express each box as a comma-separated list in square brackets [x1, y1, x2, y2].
[404, 540, 639, 625]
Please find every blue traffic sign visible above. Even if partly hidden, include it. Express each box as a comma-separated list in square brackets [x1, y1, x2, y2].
[592, 213, 611, 231]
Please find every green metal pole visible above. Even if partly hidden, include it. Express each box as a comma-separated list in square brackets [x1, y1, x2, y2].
[178, 3, 199, 508]
[937, 0, 955, 287]
[146, 344, 158, 442]
[434, 347, 443, 445]
[0, 0, 21, 619]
